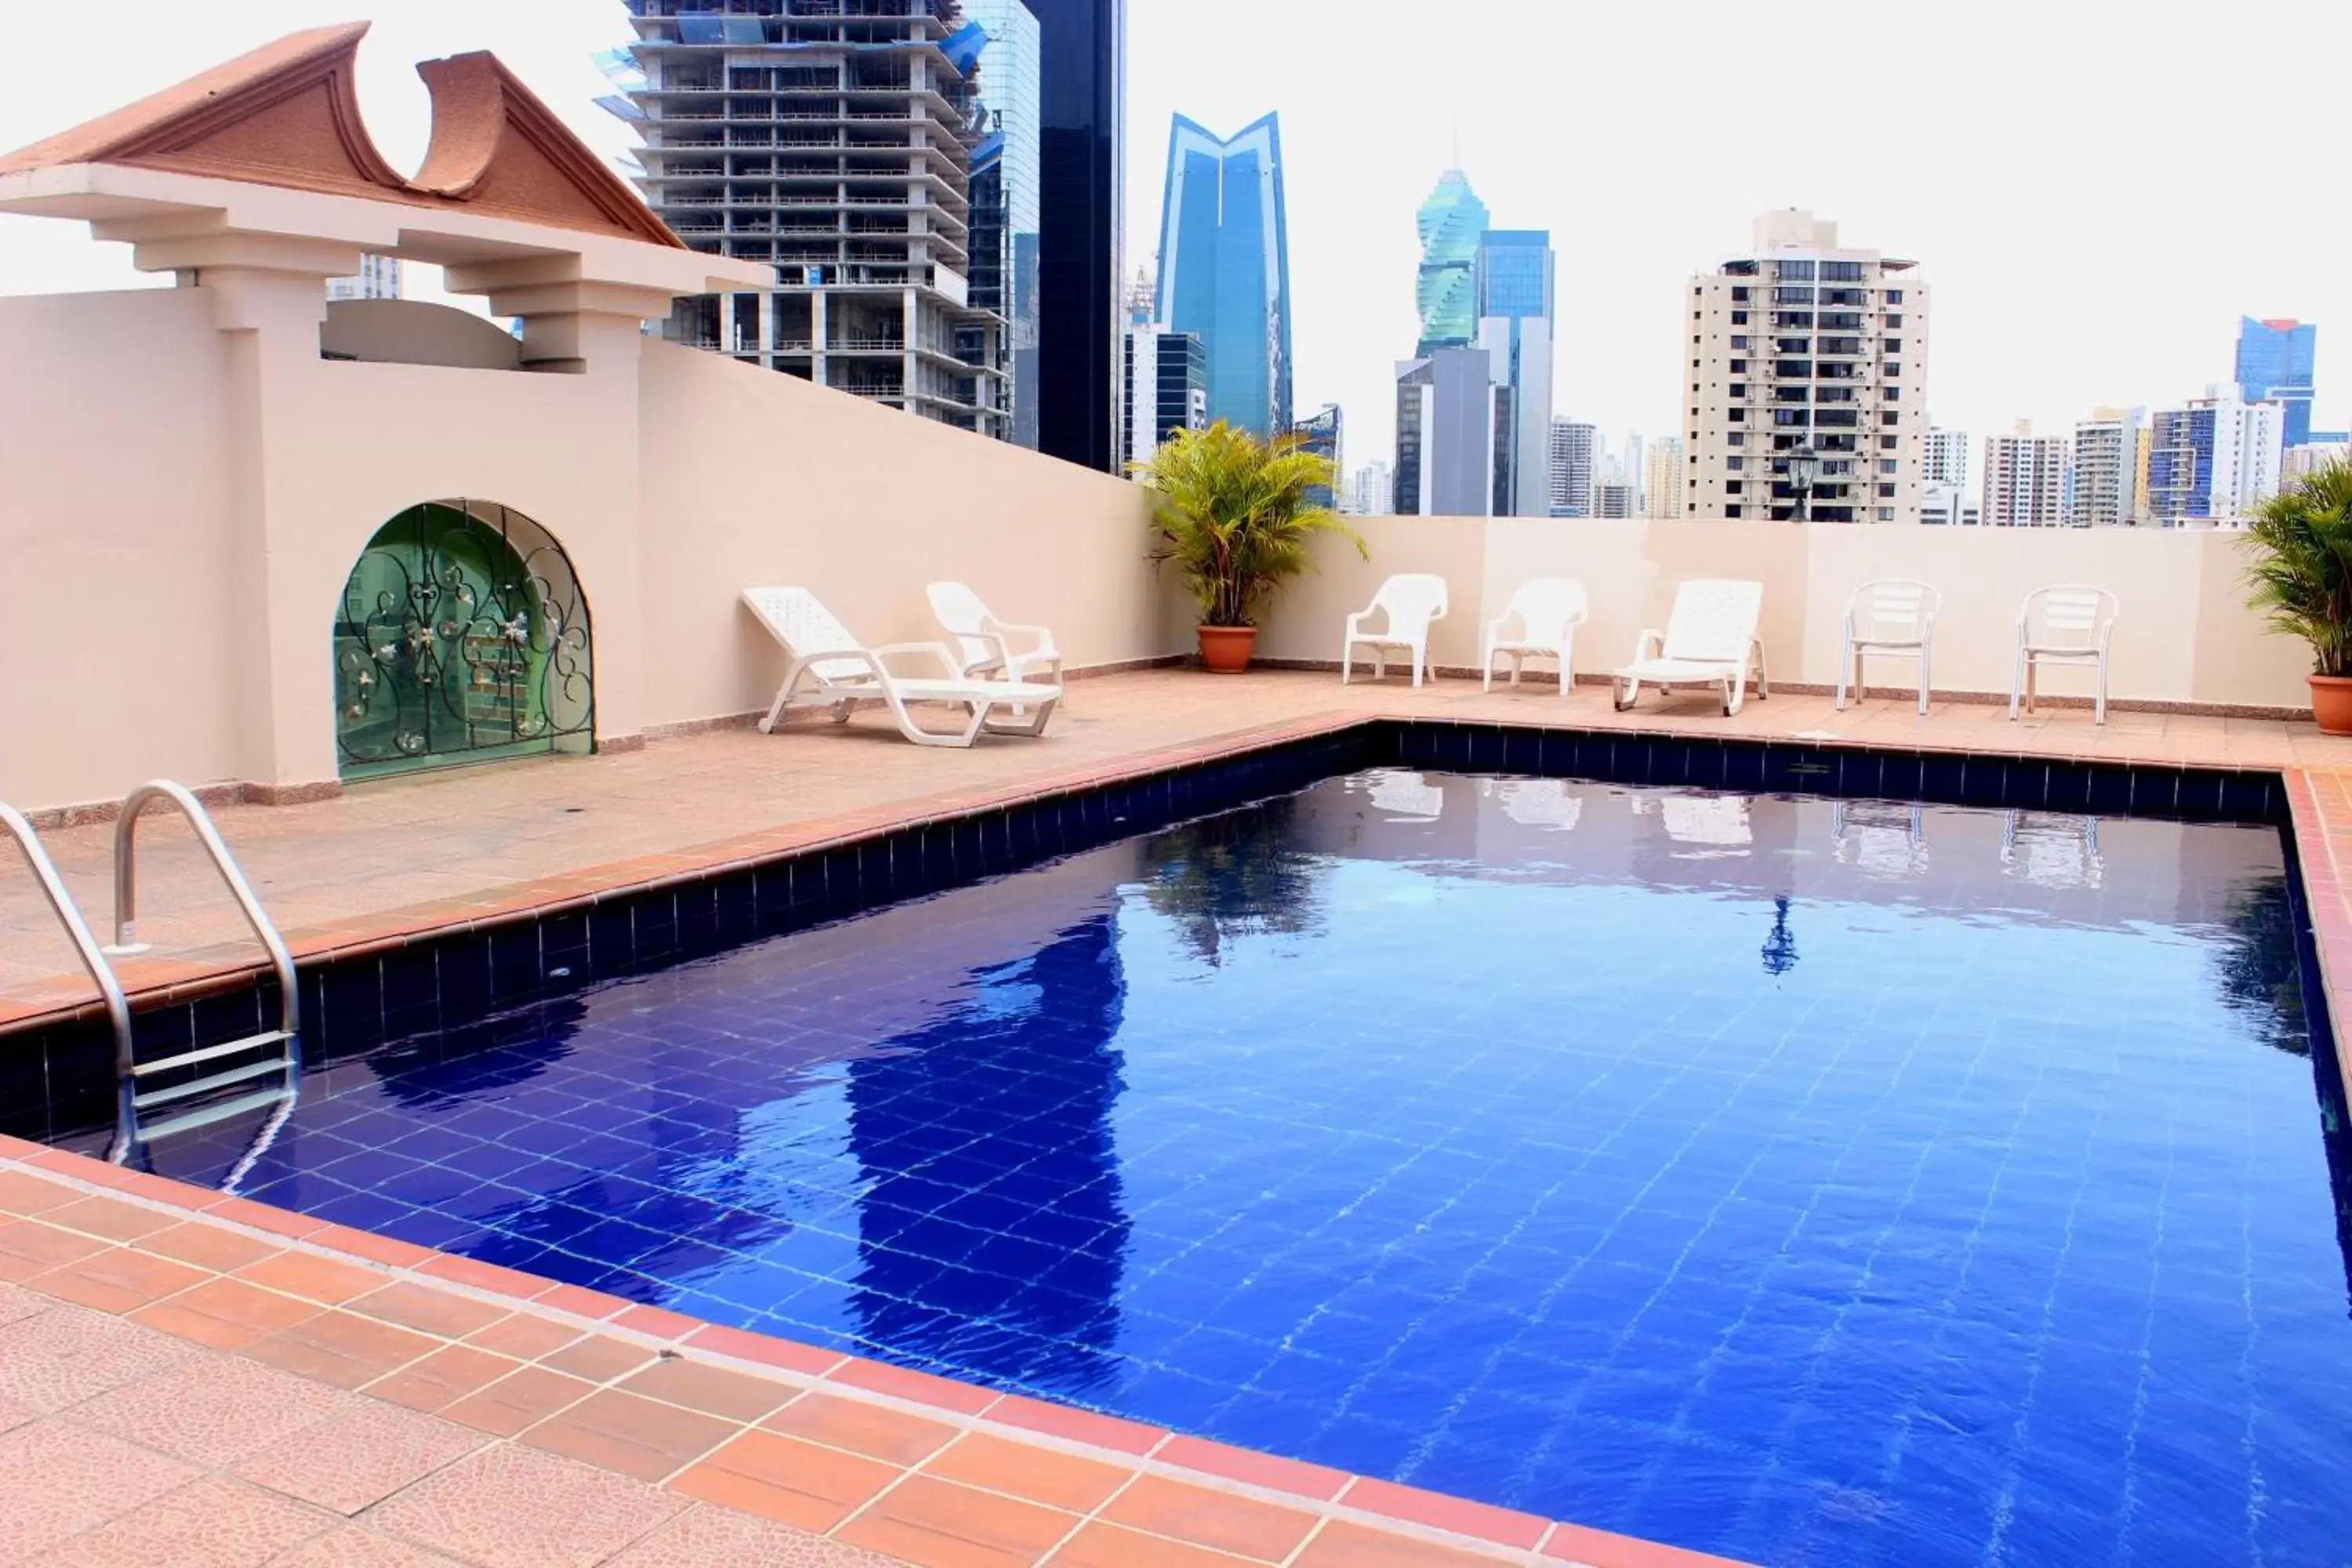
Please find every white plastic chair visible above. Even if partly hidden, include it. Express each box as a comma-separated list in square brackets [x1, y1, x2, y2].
[1341, 574, 1450, 688]
[1482, 578, 1588, 697]
[1613, 579, 1769, 717]
[926, 581, 1063, 684]
[2009, 586, 2118, 725]
[742, 586, 1061, 747]
[1837, 578, 1940, 716]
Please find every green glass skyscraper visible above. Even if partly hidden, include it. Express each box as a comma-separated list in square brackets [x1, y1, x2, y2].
[1414, 169, 1487, 354]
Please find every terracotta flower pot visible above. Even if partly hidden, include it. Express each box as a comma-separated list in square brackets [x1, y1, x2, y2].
[2312, 673, 2352, 735]
[1196, 625, 1257, 674]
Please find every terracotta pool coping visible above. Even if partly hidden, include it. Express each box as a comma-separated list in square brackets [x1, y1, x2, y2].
[0, 1135, 1747, 1567]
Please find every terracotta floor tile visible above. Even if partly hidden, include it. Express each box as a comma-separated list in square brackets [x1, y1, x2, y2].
[826, 1356, 999, 1414]
[833, 1473, 1080, 1568]
[1154, 1435, 1353, 1504]
[349, 1280, 512, 1340]
[683, 1322, 846, 1377]
[539, 1332, 660, 1383]
[138, 1220, 285, 1273]
[1292, 1520, 1511, 1567]
[49, 1474, 335, 1567]
[0, 1167, 74, 1217]
[131, 1274, 323, 1349]
[612, 1302, 704, 1340]
[604, 1501, 902, 1567]
[369, 1441, 687, 1568]
[760, 1389, 957, 1466]
[441, 1363, 597, 1437]
[235, 1398, 485, 1514]
[1339, 1477, 1549, 1550]
[0, 1218, 112, 1279]
[669, 1428, 898, 1534]
[919, 1430, 1133, 1514]
[1047, 1519, 1261, 1568]
[0, 1417, 202, 1560]
[1100, 1473, 1319, 1562]
[236, 1250, 392, 1306]
[985, 1391, 1165, 1455]
[266, 1523, 469, 1567]
[517, 1386, 739, 1483]
[242, 1308, 438, 1390]
[42, 1193, 183, 1243]
[621, 1356, 800, 1423]
[32, 1242, 208, 1312]
[1537, 1521, 1751, 1568]
[75, 1348, 357, 1466]
[0, 1301, 194, 1412]
[463, 1312, 582, 1361]
[365, 1343, 521, 1414]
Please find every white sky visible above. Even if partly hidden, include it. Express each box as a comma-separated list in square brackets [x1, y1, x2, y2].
[4, 1, 2347, 474]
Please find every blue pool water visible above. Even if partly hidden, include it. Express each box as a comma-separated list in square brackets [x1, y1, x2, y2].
[129, 771, 2352, 1566]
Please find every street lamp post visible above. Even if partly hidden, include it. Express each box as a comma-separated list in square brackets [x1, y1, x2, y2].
[1788, 444, 1820, 524]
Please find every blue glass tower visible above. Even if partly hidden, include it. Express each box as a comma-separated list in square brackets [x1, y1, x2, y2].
[2236, 317, 2317, 448]
[1475, 230, 1555, 515]
[1414, 170, 1488, 354]
[1155, 113, 1292, 437]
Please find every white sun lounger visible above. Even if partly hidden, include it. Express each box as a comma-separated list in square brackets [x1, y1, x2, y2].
[1613, 579, 1769, 717]
[743, 586, 1061, 748]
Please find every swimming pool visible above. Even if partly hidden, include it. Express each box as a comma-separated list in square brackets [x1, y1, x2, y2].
[114, 769, 2352, 1566]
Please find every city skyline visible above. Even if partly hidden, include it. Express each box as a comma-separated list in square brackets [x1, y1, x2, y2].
[1, 1, 2347, 485]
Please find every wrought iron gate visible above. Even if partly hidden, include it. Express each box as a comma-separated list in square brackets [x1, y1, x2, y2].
[332, 502, 593, 777]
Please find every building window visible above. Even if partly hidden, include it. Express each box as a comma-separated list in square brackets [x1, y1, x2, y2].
[1881, 412, 1900, 426]
[1878, 482, 1896, 498]
[1726, 481, 1743, 494]
[1883, 338, 1901, 352]
[1817, 387, 1856, 404]
[1877, 506, 1896, 521]
[1730, 335, 1750, 350]
[1773, 387, 1809, 403]
[1731, 286, 1751, 303]
[1879, 435, 1897, 450]
[1726, 504, 1743, 519]
[1773, 286, 1815, 305]
[1821, 260, 1864, 281]
[1882, 386, 1900, 400]
[1728, 431, 1745, 446]
[1777, 260, 1817, 280]
[1773, 409, 1810, 427]
[1730, 310, 1749, 325]
[1885, 289, 1904, 304]
[1885, 313, 1904, 328]
[1773, 360, 1813, 378]
[1879, 459, 1897, 474]
[1730, 359, 1748, 374]
[1729, 383, 1748, 398]
[1728, 456, 1744, 471]
[1729, 408, 1745, 423]
[1883, 362, 1901, 378]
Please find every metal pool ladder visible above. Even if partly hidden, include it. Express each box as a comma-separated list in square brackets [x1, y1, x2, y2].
[2, 781, 300, 1167]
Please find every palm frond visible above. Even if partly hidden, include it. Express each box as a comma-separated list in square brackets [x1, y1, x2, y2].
[1134, 422, 1365, 626]
[2243, 459, 2352, 676]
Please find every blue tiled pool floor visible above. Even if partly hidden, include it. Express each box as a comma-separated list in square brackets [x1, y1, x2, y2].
[124, 772, 2352, 1566]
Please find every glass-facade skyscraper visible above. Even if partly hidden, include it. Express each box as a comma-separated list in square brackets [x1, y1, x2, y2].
[1414, 170, 1487, 354]
[963, 1, 1043, 448]
[1154, 113, 1291, 437]
[1475, 229, 1554, 516]
[2235, 316, 2318, 449]
[1031, 0, 1125, 472]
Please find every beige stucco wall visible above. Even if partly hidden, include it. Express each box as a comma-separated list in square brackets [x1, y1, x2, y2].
[1250, 517, 2312, 710]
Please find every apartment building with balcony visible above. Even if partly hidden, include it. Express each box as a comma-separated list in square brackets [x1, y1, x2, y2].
[1981, 420, 2070, 527]
[1683, 211, 1930, 523]
[620, 0, 1007, 435]
[2148, 387, 2285, 525]
[2069, 407, 2145, 528]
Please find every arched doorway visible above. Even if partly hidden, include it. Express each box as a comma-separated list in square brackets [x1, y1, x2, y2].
[332, 500, 593, 779]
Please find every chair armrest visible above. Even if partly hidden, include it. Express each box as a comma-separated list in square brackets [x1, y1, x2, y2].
[1634, 628, 1664, 660]
[983, 617, 1056, 657]
[1345, 609, 1371, 636]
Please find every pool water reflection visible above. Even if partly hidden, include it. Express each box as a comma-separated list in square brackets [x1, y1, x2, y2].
[128, 771, 2352, 1566]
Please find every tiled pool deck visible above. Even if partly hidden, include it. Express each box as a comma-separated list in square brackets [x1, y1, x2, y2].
[5, 667, 2351, 1566]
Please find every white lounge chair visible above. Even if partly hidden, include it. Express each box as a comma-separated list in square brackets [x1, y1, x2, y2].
[2010, 585, 2118, 725]
[742, 586, 1061, 748]
[1836, 578, 1939, 715]
[1613, 579, 1769, 717]
[1482, 578, 1588, 697]
[1341, 573, 1449, 688]
[926, 581, 1063, 684]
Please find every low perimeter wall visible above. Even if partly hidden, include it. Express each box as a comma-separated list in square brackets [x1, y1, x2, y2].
[1244, 517, 2314, 713]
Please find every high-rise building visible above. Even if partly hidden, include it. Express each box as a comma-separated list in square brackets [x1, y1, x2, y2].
[1592, 482, 1634, 519]
[1414, 170, 1488, 354]
[2147, 387, 2285, 524]
[1922, 425, 1969, 489]
[1347, 459, 1393, 515]
[1548, 418, 1597, 517]
[326, 254, 401, 302]
[1621, 433, 1646, 514]
[2283, 441, 2350, 485]
[1155, 114, 1290, 436]
[1030, 0, 1126, 470]
[1120, 322, 1206, 469]
[1981, 420, 2070, 527]
[1643, 437, 1684, 519]
[1293, 402, 1342, 509]
[2235, 317, 2317, 449]
[1473, 230, 1554, 517]
[963, 0, 1042, 448]
[2069, 408, 2145, 527]
[1394, 347, 1509, 516]
[622, 2, 1007, 434]
[1921, 485, 1980, 526]
[1683, 211, 1931, 522]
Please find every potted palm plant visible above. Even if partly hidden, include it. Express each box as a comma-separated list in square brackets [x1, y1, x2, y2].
[2245, 459, 2352, 735]
[1134, 421, 1364, 673]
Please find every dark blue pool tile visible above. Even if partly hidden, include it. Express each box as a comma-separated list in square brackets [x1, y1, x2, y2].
[2131, 766, 2184, 816]
[2085, 764, 2136, 816]
[2044, 760, 2095, 813]
[540, 909, 590, 977]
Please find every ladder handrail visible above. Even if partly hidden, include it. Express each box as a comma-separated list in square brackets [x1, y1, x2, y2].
[0, 802, 134, 1063]
[111, 781, 300, 1042]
